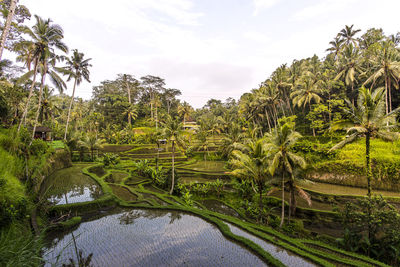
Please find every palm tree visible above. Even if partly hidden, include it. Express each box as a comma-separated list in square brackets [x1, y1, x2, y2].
[123, 104, 138, 126]
[230, 138, 271, 220]
[0, 0, 17, 60]
[364, 40, 400, 114]
[17, 15, 68, 132]
[78, 133, 104, 161]
[266, 117, 306, 227]
[162, 116, 184, 194]
[63, 49, 92, 140]
[220, 122, 244, 158]
[330, 86, 399, 198]
[338, 24, 361, 47]
[326, 36, 344, 61]
[31, 55, 66, 141]
[178, 101, 193, 125]
[291, 76, 323, 136]
[195, 128, 210, 161]
[335, 44, 363, 104]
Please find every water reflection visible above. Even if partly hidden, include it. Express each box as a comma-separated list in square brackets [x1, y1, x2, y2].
[225, 222, 316, 267]
[44, 209, 267, 266]
[42, 165, 103, 205]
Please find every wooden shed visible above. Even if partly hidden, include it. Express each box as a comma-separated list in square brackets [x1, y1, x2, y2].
[34, 126, 52, 141]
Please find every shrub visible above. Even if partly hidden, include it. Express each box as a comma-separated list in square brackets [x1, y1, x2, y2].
[103, 153, 120, 167]
[30, 139, 49, 156]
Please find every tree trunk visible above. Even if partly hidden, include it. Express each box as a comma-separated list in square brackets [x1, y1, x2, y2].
[156, 143, 160, 169]
[64, 78, 77, 140]
[150, 90, 154, 120]
[366, 133, 372, 198]
[265, 110, 271, 132]
[126, 77, 131, 125]
[31, 72, 46, 142]
[259, 181, 263, 222]
[0, 0, 17, 61]
[388, 76, 392, 113]
[155, 105, 158, 129]
[18, 61, 39, 132]
[169, 140, 175, 195]
[280, 172, 285, 228]
[385, 75, 389, 115]
[309, 102, 316, 137]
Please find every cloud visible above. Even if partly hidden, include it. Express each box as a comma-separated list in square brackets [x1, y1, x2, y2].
[291, 0, 357, 21]
[243, 31, 270, 43]
[253, 0, 281, 15]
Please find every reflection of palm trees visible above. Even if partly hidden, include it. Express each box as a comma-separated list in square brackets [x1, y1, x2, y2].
[63, 232, 93, 267]
[119, 210, 141, 225]
[168, 212, 182, 224]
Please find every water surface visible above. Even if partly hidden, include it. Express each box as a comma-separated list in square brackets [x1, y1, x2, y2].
[44, 209, 267, 266]
[42, 165, 103, 205]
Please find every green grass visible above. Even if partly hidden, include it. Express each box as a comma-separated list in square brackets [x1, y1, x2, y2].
[49, 140, 65, 149]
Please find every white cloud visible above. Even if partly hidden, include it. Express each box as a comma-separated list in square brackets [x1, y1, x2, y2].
[253, 0, 281, 15]
[291, 0, 357, 21]
[243, 31, 270, 43]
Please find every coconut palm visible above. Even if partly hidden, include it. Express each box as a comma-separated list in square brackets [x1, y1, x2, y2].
[31, 55, 66, 141]
[123, 104, 138, 127]
[0, 0, 17, 60]
[364, 40, 400, 114]
[338, 24, 361, 47]
[230, 138, 272, 220]
[195, 128, 210, 161]
[330, 86, 400, 198]
[63, 49, 92, 140]
[291, 76, 323, 136]
[162, 116, 185, 194]
[78, 133, 104, 161]
[220, 122, 244, 158]
[178, 101, 193, 125]
[265, 117, 307, 227]
[326, 36, 344, 61]
[335, 44, 363, 104]
[17, 15, 68, 132]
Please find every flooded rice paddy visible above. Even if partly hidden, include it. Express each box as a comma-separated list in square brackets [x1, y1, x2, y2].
[44, 209, 267, 266]
[183, 161, 226, 172]
[298, 179, 400, 197]
[225, 223, 316, 267]
[42, 165, 103, 205]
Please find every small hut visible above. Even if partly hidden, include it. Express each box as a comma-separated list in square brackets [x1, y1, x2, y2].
[34, 126, 52, 141]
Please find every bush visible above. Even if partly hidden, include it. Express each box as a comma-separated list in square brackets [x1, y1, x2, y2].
[30, 139, 48, 156]
[133, 160, 152, 178]
[103, 153, 120, 167]
[232, 178, 253, 199]
[336, 196, 400, 265]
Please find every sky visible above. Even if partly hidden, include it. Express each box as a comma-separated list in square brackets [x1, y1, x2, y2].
[17, 0, 400, 108]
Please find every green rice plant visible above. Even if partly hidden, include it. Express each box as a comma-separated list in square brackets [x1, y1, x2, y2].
[0, 225, 43, 267]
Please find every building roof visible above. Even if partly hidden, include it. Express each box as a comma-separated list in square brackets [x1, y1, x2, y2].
[34, 126, 52, 132]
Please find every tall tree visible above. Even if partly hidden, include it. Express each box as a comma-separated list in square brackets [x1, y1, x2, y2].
[330, 86, 399, 198]
[63, 49, 92, 140]
[17, 15, 68, 132]
[117, 74, 139, 125]
[162, 116, 184, 194]
[338, 24, 361, 47]
[335, 44, 363, 104]
[140, 75, 165, 122]
[31, 55, 66, 140]
[0, 0, 17, 60]
[266, 117, 306, 227]
[364, 40, 400, 114]
[230, 138, 272, 220]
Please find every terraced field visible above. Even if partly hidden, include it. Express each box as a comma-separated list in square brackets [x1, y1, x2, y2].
[45, 144, 389, 266]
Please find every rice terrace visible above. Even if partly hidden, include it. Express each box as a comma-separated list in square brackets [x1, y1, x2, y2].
[1, 0, 400, 266]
